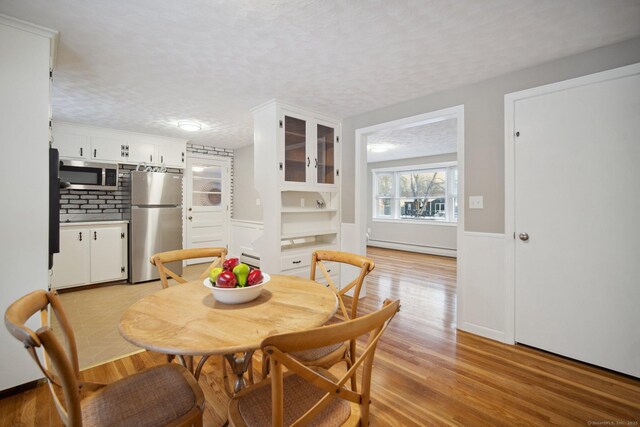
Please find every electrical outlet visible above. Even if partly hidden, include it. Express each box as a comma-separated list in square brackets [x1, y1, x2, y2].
[469, 196, 484, 209]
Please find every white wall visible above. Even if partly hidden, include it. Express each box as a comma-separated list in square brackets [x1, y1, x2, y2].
[367, 153, 457, 256]
[0, 16, 55, 390]
[232, 144, 263, 222]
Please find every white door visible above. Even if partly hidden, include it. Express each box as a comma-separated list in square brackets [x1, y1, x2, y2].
[514, 69, 640, 377]
[51, 228, 90, 288]
[185, 156, 230, 264]
[90, 226, 126, 283]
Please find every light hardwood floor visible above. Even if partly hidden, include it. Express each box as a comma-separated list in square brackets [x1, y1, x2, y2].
[1, 247, 638, 426]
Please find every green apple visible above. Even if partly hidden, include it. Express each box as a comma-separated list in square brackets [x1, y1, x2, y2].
[232, 263, 251, 287]
[209, 267, 223, 284]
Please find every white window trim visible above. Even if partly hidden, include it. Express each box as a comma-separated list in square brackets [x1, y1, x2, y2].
[372, 162, 458, 223]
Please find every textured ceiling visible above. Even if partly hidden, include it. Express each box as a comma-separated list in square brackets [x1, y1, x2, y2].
[367, 118, 457, 163]
[1, 0, 639, 149]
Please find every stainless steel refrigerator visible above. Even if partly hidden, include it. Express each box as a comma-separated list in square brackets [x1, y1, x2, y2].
[129, 171, 183, 283]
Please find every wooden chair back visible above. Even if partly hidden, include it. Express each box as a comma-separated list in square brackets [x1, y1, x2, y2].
[310, 250, 375, 321]
[261, 299, 400, 426]
[150, 247, 227, 289]
[4, 289, 90, 426]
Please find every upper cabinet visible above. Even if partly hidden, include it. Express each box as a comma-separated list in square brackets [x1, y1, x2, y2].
[52, 122, 187, 168]
[280, 108, 340, 190]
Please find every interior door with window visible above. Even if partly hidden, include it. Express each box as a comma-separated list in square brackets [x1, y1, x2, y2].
[185, 157, 230, 265]
[514, 68, 640, 377]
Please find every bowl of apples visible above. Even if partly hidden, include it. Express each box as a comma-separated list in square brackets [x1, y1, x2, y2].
[203, 257, 269, 304]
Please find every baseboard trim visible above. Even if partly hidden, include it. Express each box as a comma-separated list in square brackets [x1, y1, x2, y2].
[458, 322, 506, 343]
[367, 240, 457, 258]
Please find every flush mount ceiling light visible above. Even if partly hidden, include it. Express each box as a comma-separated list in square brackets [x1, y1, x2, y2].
[177, 121, 202, 132]
[368, 143, 391, 153]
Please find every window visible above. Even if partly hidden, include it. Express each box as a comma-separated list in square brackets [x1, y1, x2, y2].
[373, 164, 457, 222]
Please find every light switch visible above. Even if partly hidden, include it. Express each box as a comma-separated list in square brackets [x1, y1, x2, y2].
[469, 196, 484, 209]
[256, 198, 261, 206]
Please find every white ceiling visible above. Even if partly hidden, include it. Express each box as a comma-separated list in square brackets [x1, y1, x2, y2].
[1, 0, 639, 149]
[367, 118, 457, 163]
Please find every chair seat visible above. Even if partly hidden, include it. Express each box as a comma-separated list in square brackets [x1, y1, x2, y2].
[235, 373, 351, 427]
[81, 364, 202, 427]
[290, 342, 345, 362]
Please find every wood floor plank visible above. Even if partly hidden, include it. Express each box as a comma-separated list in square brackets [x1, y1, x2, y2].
[1, 246, 638, 426]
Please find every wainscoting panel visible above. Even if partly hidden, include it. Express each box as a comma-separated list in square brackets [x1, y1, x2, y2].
[457, 231, 507, 343]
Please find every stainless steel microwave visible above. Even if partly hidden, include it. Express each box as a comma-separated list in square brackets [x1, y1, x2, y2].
[59, 160, 119, 191]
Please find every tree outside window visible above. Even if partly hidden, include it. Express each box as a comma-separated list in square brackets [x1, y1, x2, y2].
[373, 165, 457, 222]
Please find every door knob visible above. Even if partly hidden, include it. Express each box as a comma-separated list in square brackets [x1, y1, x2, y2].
[519, 232, 529, 241]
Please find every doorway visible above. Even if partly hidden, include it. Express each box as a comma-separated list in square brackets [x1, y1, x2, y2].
[354, 105, 464, 299]
[184, 156, 231, 265]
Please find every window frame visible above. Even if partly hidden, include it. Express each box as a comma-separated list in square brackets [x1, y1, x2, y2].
[372, 161, 458, 224]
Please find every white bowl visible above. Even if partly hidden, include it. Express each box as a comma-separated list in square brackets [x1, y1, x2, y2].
[203, 273, 270, 304]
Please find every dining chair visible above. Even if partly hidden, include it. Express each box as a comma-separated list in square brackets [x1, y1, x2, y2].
[262, 250, 375, 386]
[228, 299, 400, 427]
[4, 289, 205, 427]
[150, 247, 227, 289]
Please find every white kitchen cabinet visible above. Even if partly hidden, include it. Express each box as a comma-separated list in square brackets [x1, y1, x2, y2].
[252, 100, 340, 279]
[128, 140, 157, 164]
[158, 141, 186, 168]
[51, 222, 128, 289]
[53, 131, 89, 159]
[91, 136, 127, 162]
[52, 121, 187, 168]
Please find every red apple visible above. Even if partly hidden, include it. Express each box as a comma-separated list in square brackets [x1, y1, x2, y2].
[246, 269, 263, 286]
[223, 257, 240, 271]
[216, 270, 237, 288]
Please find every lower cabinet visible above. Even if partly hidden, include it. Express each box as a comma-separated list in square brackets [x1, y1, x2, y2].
[51, 222, 128, 289]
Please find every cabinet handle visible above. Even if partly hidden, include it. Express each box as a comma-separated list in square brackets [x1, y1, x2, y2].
[80, 147, 83, 156]
[314, 158, 317, 168]
[93, 149, 97, 157]
[150, 154, 153, 162]
[161, 155, 164, 163]
[293, 260, 301, 264]
[307, 157, 310, 167]
[94, 231, 97, 240]
[188, 216, 193, 221]
[78, 232, 82, 241]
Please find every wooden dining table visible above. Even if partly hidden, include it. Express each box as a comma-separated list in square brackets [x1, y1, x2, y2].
[119, 274, 338, 393]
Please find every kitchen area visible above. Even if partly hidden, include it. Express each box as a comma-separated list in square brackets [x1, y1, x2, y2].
[41, 122, 199, 367]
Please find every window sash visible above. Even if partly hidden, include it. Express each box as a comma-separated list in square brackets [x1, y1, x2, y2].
[372, 165, 457, 222]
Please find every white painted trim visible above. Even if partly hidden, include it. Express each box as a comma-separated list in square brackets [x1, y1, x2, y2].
[0, 13, 57, 38]
[370, 160, 457, 173]
[458, 322, 506, 343]
[367, 240, 456, 258]
[372, 218, 457, 227]
[504, 62, 640, 345]
[355, 106, 464, 333]
[463, 231, 505, 239]
[355, 104, 464, 324]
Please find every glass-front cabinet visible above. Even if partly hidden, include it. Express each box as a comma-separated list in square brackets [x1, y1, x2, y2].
[284, 115, 307, 183]
[282, 111, 338, 189]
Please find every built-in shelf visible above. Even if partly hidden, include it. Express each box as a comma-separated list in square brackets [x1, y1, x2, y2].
[280, 229, 338, 240]
[281, 207, 338, 213]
